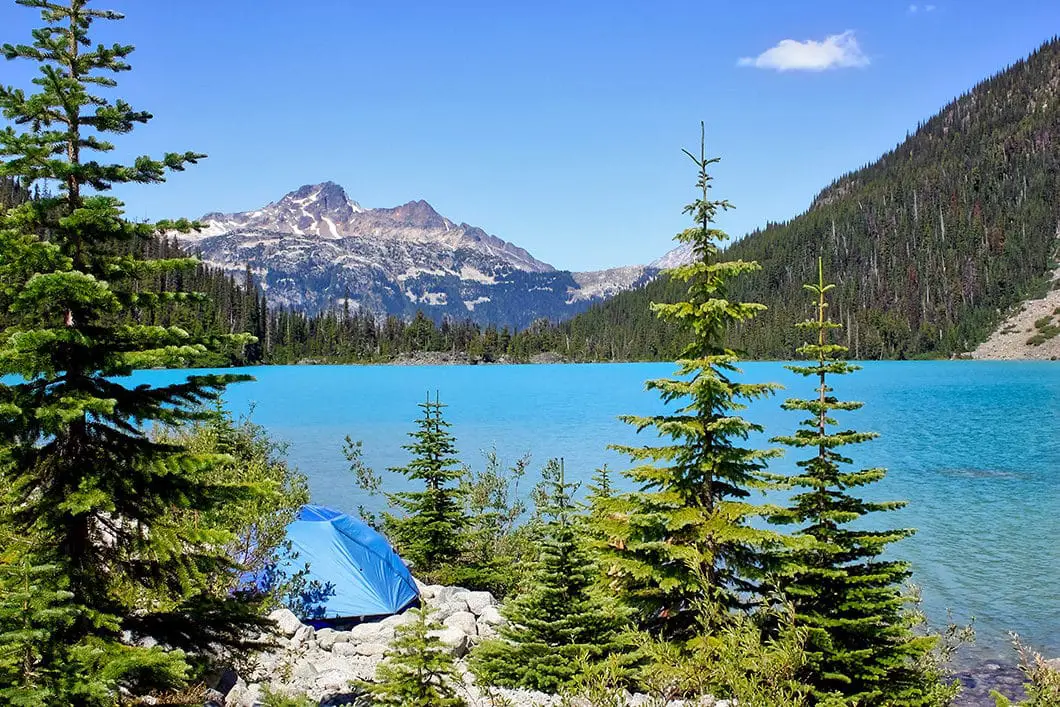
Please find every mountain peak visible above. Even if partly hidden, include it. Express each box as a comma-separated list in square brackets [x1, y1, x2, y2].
[279, 181, 363, 215]
[376, 199, 449, 229]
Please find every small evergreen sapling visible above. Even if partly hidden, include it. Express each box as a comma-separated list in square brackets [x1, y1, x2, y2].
[772, 258, 941, 705]
[599, 124, 784, 641]
[384, 393, 468, 575]
[359, 606, 467, 707]
[471, 459, 629, 693]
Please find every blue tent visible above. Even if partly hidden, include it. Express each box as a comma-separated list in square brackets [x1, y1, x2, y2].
[281, 505, 419, 620]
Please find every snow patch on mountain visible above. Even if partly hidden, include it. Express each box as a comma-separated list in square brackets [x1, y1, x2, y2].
[569, 265, 658, 303]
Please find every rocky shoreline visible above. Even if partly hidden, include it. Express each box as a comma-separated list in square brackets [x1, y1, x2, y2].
[217, 582, 729, 707]
[209, 582, 1037, 707]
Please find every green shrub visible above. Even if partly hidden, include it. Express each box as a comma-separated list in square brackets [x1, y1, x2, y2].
[634, 603, 814, 706]
[992, 633, 1060, 706]
[260, 686, 319, 707]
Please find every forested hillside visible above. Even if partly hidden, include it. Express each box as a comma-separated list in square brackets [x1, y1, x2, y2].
[551, 36, 1060, 361]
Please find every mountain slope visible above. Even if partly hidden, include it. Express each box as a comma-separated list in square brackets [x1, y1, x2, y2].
[555, 36, 1060, 360]
[179, 183, 655, 329]
[971, 259, 1060, 359]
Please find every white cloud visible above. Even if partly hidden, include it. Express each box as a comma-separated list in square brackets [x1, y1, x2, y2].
[737, 31, 870, 72]
[908, 4, 936, 13]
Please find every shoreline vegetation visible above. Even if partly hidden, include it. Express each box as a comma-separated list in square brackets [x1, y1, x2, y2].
[0, 3, 1057, 707]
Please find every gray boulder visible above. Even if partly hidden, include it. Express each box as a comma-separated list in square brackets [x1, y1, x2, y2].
[444, 610, 479, 637]
[315, 654, 377, 681]
[268, 608, 303, 637]
[314, 668, 351, 693]
[431, 599, 470, 621]
[292, 658, 319, 681]
[379, 611, 418, 630]
[478, 605, 504, 626]
[429, 627, 469, 658]
[315, 627, 339, 650]
[290, 624, 315, 650]
[331, 642, 362, 657]
[223, 678, 252, 707]
[433, 585, 468, 605]
[346, 621, 395, 644]
[464, 590, 496, 616]
[351, 642, 390, 657]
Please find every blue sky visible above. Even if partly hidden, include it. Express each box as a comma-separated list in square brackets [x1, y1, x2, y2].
[1, 1, 1057, 271]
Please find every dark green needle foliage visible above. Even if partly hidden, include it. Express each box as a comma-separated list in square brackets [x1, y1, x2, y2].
[471, 459, 630, 693]
[598, 124, 784, 641]
[0, 0, 263, 700]
[0, 534, 111, 705]
[384, 393, 468, 575]
[772, 258, 941, 705]
[359, 606, 467, 707]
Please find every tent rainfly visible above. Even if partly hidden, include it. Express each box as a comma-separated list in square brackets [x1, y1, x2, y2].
[280, 504, 419, 621]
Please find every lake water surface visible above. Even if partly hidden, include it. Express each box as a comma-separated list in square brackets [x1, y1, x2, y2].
[131, 361, 1059, 661]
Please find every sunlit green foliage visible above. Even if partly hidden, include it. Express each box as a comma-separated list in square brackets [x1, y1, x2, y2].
[470, 459, 630, 692]
[597, 125, 784, 641]
[358, 607, 467, 707]
[771, 259, 951, 705]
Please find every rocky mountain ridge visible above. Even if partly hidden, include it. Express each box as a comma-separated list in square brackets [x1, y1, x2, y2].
[177, 182, 659, 329]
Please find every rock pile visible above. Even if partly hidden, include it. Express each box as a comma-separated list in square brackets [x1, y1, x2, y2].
[220, 582, 725, 707]
[223, 582, 501, 706]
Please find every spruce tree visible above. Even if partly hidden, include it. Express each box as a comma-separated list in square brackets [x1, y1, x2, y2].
[470, 459, 629, 693]
[598, 124, 783, 641]
[384, 393, 468, 575]
[359, 606, 467, 707]
[772, 258, 939, 705]
[0, 0, 263, 699]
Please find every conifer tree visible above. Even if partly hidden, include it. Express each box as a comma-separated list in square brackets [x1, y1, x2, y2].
[384, 393, 467, 574]
[598, 124, 784, 642]
[0, 0, 263, 699]
[583, 464, 618, 548]
[772, 258, 940, 705]
[470, 459, 629, 693]
[359, 606, 467, 707]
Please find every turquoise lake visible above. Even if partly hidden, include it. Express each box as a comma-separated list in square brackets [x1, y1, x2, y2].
[131, 361, 1059, 661]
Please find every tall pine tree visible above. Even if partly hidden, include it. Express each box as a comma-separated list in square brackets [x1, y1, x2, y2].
[470, 459, 629, 693]
[0, 0, 265, 700]
[384, 393, 467, 575]
[772, 258, 940, 705]
[598, 124, 784, 642]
